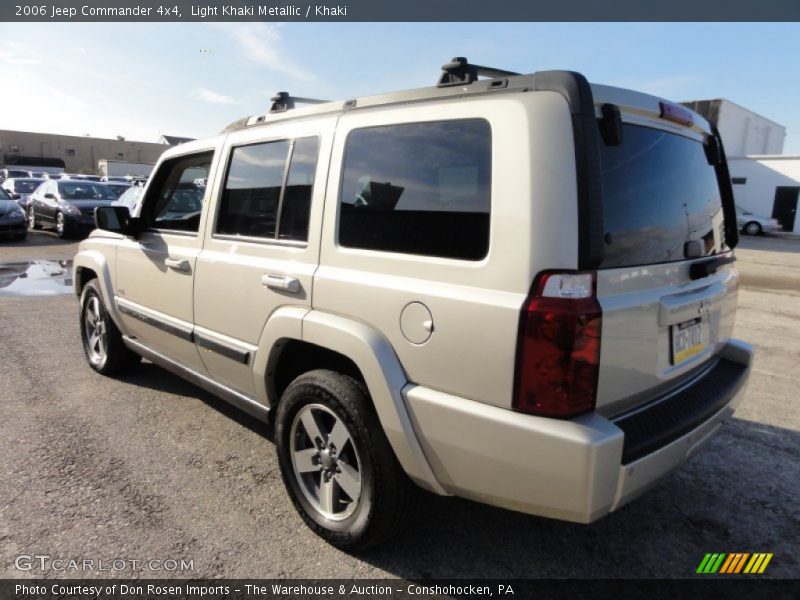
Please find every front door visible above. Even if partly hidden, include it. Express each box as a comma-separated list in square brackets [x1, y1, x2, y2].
[772, 187, 799, 232]
[115, 145, 219, 372]
[192, 115, 335, 397]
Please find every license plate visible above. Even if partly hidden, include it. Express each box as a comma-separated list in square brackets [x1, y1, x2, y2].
[671, 318, 704, 365]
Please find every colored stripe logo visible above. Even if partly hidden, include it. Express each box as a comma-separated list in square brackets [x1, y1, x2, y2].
[697, 553, 773, 574]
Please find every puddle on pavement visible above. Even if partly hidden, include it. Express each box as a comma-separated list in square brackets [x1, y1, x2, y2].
[0, 260, 74, 297]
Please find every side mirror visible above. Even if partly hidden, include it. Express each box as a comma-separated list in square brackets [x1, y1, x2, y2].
[10, 192, 21, 200]
[95, 205, 139, 236]
[44, 193, 56, 200]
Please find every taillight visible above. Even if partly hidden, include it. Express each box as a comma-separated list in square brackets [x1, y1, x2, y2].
[513, 272, 602, 418]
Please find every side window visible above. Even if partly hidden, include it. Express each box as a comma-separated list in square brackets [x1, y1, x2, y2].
[339, 119, 491, 260]
[216, 136, 319, 242]
[142, 151, 212, 234]
[279, 137, 319, 242]
[217, 140, 290, 238]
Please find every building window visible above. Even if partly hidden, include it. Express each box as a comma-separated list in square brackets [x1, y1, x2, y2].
[8, 144, 20, 152]
[339, 119, 492, 260]
[116, 152, 124, 159]
[66, 149, 76, 157]
[732, 177, 747, 185]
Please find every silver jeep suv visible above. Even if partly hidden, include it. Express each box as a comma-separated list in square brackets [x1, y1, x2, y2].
[74, 58, 752, 550]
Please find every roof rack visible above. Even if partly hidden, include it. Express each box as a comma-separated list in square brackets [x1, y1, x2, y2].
[437, 57, 520, 87]
[269, 92, 330, 113]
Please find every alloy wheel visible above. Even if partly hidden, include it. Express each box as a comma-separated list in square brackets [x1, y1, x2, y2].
[289, 403, 363, 521]
[83, 295, 107, 366]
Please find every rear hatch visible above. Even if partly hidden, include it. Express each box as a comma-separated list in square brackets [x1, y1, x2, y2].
[590, 86, 739, 417]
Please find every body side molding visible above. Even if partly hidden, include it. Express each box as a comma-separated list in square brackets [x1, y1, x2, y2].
[123, 336, 270, 422]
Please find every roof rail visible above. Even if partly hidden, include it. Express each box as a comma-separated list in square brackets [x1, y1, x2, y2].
[437, 57, 520, 87]
[269, 91, 330, 113]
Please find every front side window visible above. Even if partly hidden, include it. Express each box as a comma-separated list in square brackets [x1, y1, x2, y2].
[339, 119, 492, 260]
[216, 136, 319, 242]
[142, 151, 212, 233]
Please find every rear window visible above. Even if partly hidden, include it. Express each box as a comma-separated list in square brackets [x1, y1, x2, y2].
[15, 180, 39, 193]
[599, 124, 728, 269]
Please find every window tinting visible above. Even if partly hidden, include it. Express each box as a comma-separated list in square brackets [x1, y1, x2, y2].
[339, 119, 491, 260]
[598, 124, 729, 269]
[145, 152, 211, 233]
[279, 137, 319, 242]
[57, 181, 117, 201]
[217, 136, 319, 242]
[217, 141, 290, 238]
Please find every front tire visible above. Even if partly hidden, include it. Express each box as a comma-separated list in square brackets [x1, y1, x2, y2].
[56, 211, 69, 238]
[28, 207, 41, 230]
[743, 221, 763, 236]
[275, 370, 413, 551]
[80, 279, 141, 375]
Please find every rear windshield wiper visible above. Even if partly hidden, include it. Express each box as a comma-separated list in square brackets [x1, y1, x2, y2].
[689, 255, 736, 280]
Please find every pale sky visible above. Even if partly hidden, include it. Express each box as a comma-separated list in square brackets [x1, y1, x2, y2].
[1, 22, 798, 152]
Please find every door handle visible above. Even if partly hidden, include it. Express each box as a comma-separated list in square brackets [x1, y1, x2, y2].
[261, 273, 300, 293]
[164, 258, 190, 272]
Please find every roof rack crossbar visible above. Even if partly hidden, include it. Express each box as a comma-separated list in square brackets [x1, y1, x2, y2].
[269, 92, 330, 113]
[437, 57, 520, 87]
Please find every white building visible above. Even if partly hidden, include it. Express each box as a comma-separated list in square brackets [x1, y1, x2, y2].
[681, 99, 786, 156]
[681, 98, 797, 234]
[728, 156, 800, 234]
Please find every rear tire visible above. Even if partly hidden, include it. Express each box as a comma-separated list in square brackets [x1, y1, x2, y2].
[743, 221, 762, 236]
[275, 369, 413, 551]
[80, 279, 141, 375]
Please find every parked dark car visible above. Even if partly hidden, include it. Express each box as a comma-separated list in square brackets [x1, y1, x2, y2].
[1, 177, 43, 210]
[0, 187, 28, 241]
[27, 179, 117, 238]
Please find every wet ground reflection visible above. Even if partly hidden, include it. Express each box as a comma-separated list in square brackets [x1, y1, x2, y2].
[0, 260, 73, 296]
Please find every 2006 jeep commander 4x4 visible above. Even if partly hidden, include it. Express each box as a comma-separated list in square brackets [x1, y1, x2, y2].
[74, 59, 752, 550]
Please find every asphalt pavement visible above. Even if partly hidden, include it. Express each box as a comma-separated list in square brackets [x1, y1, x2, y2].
[0, 231, 798, 579]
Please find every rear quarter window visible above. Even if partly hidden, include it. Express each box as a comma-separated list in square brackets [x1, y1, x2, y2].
[338, 119, 491, 261]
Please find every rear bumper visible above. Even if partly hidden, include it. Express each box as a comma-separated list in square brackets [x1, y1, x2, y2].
[404, 339, 752, 523]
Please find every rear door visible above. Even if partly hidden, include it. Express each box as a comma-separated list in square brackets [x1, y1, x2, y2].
[593, 112, 739, 417]
[191, 115, 335, 397]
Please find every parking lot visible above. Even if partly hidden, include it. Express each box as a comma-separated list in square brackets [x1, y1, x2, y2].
[0, 230, 798, 579]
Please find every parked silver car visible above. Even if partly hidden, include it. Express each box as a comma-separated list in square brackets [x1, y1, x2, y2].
[736, 204, 781, 235]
